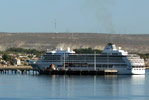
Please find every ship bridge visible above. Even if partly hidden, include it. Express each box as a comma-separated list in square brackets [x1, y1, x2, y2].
[101, 43, 128, 56]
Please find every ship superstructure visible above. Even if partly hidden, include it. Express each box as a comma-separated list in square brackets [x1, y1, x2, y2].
[29, 43, 145, 75]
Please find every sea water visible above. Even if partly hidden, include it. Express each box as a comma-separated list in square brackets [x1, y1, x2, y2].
[0, 71, 149, 100]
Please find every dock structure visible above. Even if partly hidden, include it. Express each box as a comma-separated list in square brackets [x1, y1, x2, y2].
[0, 66, 38, 75]
[39, 70, 118, 75]
[0, 66, 118, 75]
[39, 64, 118, 75]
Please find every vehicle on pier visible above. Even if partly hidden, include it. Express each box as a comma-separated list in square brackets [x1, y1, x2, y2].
[29, 43, 145, 75]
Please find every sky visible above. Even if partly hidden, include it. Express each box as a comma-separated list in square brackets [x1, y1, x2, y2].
[0, 0, 149, 34]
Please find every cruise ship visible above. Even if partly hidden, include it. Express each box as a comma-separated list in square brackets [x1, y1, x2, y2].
[29, 43, 145, 75]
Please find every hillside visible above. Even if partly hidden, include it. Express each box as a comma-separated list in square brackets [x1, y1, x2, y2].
[0, 33, 148, 53]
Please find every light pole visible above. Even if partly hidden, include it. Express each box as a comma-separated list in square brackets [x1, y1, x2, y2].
[64, 53, 65, 69]
[94, 52, 96, 71]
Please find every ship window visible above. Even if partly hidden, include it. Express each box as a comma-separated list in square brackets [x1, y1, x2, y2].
[97, 65, 101, 67]
[120, 64, 127, 66]
[74, 63, 81, 67]
[57, 65, 62, 67]
[112, 53, 118, 55]
[82, 63, 88, 67]
[103, 65, 107, 68]
[102, 53, 107, 55]
[109, 65, 113, 68]
[133, 66, 136, 68]
[89, 64, 94, 67]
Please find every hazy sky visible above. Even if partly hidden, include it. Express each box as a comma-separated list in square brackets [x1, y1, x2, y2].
[0, 0, 149, 34]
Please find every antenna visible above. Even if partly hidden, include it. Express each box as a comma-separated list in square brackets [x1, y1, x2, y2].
[71, 33, 73, 39]
[54, 19, 57, 33]
[109, 34, 113, 44]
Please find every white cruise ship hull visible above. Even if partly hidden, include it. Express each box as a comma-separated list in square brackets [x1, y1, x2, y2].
[29, 43, 146, 75]
[131, 69, 145, 75]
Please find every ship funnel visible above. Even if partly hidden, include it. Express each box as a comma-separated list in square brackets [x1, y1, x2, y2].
[108, 43, 113, 46]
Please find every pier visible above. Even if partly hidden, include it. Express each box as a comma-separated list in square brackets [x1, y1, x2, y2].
[0, 66, 38, 75]
[0, 66, 118, 75]
[39, 70, 118, 75]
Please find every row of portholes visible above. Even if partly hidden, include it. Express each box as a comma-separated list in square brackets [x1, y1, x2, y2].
[133, 68, 144, 70]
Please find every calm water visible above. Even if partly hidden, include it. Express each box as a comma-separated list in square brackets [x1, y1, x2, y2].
[0, 71, 149, 100]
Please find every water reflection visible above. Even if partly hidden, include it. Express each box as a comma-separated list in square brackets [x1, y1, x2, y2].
[27, 74, 147, 100]
[131, 75, 145, 85]
[130, 75, 145, 98]
[56, 75, 144, 98]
